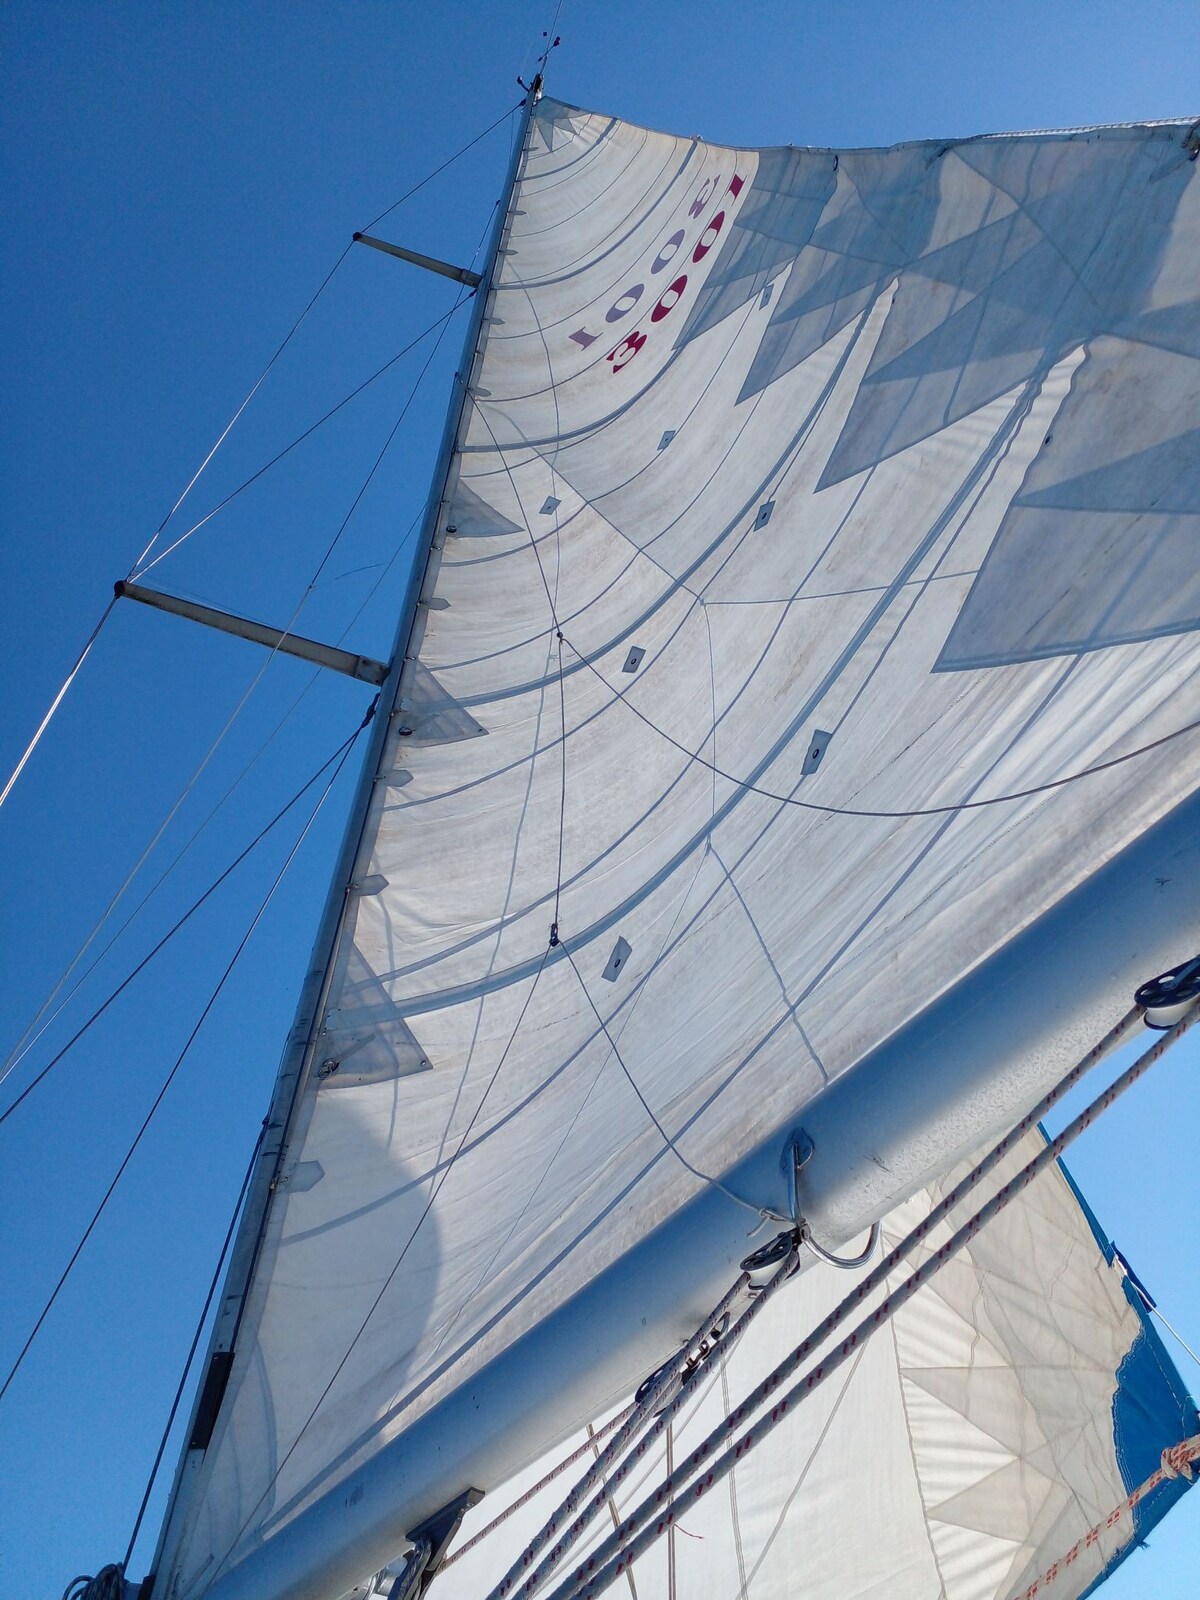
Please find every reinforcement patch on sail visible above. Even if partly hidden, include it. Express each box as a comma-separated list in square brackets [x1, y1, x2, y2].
[432, 1133, 1198, 1600]
[159, 101, 1200, 1598]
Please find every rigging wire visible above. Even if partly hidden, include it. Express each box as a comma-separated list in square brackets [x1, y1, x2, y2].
[0, 504, 425, 1096]
[0, 596, 116, 814]
[112, 190, 510, 1585]
[0, 268, 476, 1094]
[0, 716, 372, 1131]
[132, 304, 463, 580]
[1119, 1266, 1200, 1372]
[123, 1123, 267, 1572]
[360, 104, 521, 235]
[1149, 1306, 1200, 1373]
[0, 716, 367, 1408]
[129, 246, 354, 578]
[543, 1002, 1199, 1600]
[0, 103, 515, 818]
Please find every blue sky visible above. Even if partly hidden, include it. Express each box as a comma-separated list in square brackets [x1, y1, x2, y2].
[2, 3, 1198, 1596]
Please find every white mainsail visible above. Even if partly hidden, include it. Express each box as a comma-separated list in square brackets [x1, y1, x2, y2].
[153, 98, 1200, 1599]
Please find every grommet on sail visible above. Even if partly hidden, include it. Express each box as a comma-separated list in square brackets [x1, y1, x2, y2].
[135, 89, 1199, 1600]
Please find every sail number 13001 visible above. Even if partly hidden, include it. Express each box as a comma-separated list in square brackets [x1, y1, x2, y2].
[567, 173, 745, 373]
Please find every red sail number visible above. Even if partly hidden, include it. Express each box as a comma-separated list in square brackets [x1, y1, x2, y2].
[571, 173, 746, 369]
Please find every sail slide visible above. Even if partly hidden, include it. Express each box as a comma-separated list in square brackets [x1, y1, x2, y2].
[425, 1133, 1198, 1600]
[152, 98, 1200, 1600]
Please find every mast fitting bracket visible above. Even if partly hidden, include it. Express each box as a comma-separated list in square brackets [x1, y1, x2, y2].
[384, 1488, 483, 1599]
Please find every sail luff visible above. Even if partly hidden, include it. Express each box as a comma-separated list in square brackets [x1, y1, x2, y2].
[146, 79, 546, 1597]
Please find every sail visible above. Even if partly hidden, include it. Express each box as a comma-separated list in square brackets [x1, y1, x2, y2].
[156, 100, 1200, 1598]
[429, 1133, 1198, 1600]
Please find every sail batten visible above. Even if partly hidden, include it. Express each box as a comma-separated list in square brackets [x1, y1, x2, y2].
[157, 96, 1200, 1600]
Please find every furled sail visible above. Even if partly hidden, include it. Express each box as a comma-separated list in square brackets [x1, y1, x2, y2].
[426, 1134, 1198, 1600]
[155, 97, 1200, 1599]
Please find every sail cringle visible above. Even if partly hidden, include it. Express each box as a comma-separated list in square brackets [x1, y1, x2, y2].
[161, 100, 1200, 1597]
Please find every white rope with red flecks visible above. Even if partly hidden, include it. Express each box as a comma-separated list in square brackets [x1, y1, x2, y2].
[1011, 1434, 1199, 1600]
[475, 1003, 1137, 1600]
[541, 999, 1200, 1600]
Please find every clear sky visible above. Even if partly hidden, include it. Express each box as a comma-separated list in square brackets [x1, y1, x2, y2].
[2, 3, 1198, 1597]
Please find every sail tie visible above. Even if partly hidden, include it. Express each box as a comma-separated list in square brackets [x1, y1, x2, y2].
[540, 998, 1199, 1600]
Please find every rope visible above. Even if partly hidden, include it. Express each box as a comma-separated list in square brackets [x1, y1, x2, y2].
[61, 1566, 126, 1600]
[490, 1254, 795, 1600]
[1011, 1434, 1199, 1600]
[546, 1000, 1200, 1600]
[0, 722, 366, 1408]
[441, 1406, 637, 1570]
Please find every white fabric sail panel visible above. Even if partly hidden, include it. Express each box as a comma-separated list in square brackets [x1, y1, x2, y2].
[164, 103, 1200, 1595]
[435, 1135, 1197, 1600]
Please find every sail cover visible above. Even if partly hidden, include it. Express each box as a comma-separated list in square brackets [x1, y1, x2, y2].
[426, 1134, 1196, 1600]
[160, 100, 1200, 1596]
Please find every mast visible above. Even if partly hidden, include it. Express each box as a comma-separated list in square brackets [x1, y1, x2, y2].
[144, 73, 545, 1599]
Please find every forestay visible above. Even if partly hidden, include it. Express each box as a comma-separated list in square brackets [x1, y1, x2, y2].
[425, 1134, 1197, 1600]
[159, 100, 1200, 1597]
